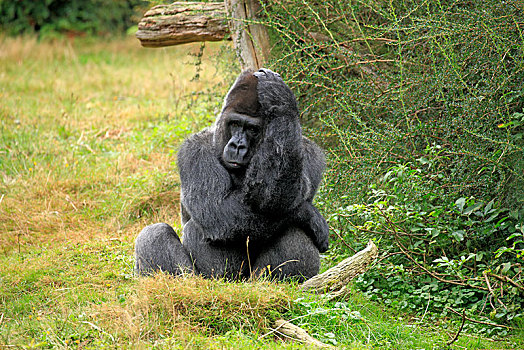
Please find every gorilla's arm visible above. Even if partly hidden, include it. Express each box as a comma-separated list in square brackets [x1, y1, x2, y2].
[242, 115, 329, 251]
[178, 130, 285, 244]
[239, 69, 330, 251]
[243, 114, 305, 213]
[244, 123, 329, 252]
[244, 69, 322, 213]
[294, 137, 329, 252]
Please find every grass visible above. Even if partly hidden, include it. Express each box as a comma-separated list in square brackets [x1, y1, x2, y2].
[0, 34, 521, 349]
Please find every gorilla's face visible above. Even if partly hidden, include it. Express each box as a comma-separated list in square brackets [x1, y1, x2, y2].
[221, 112, 263, 170]
[215, 69, 263, 172]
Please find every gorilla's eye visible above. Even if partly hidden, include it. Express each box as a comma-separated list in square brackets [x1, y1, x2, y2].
[247, 125, 259, 134]
[229, 120, 241, 128]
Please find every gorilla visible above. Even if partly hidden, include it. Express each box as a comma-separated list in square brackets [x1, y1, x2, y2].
[134, 68, 329, 282]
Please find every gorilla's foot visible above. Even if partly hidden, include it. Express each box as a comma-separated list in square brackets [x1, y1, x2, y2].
[134, 223, 194, 276]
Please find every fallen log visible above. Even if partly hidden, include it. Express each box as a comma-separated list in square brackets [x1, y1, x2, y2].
[136, 1, 269, 69]
[136, 2, 229, 48]
[270, 319, 335, 348]
[301, 240, 378, 298]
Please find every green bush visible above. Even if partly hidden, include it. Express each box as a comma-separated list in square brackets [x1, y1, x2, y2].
[260, 0, 524, 330]
[0, 0, 147, 36]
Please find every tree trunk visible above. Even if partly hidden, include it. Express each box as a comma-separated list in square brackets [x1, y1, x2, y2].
[136, 2, 229, 48]
[224, 0, 270, 70]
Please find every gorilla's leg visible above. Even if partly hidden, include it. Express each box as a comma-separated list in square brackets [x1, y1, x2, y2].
[134, 223, 194, 276]
[252, 228, 320, 282]
[182, 220, 249, 280]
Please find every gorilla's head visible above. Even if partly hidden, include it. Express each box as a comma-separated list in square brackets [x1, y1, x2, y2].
[214, 69, 262, 171]
[214, 68, 299, 173]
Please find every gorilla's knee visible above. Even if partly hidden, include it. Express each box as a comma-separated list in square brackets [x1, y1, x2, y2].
[252, 228, 320, 282]
[134, 223, 193, 276]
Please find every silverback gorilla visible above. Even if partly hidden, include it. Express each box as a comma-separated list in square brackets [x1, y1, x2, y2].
[134, 68, 329, 281]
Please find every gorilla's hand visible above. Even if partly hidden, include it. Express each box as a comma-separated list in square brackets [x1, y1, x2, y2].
[295, 202, 329, 252]
[196, 190, 287, 246]
[254, 68, 298, 120]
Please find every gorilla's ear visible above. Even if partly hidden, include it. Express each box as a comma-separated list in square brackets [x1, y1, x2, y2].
[222, 69, 260, 116]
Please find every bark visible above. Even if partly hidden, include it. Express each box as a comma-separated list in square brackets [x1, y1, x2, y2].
[301, 240, 379, 297]
[136, 2, 229, 48]
[224, 0, 270, 69]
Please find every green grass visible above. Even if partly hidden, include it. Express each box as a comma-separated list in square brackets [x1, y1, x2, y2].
[0, 35, 521, 348]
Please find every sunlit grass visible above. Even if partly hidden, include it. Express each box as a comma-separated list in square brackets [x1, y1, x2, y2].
[0, 35, 233, 252]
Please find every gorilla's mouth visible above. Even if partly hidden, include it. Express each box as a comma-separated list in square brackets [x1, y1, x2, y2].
[227, 161, 243, 169]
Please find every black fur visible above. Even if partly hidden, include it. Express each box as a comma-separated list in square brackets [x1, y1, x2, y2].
[134, 68, 329, 281]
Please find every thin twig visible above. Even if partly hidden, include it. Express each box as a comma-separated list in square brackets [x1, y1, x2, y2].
[65, 195, 78, 211]
[331, 228, 356, 253]
[375, 251, 403, 264]
[376, 207, 489, 291]
[445, 307, 518, 330]
[484, 271, 507, 309]
[246, 236, 252, 276]
[420, 293, 431, 323]
[487, 272, 524, 292]
[447, 309, 466, 346]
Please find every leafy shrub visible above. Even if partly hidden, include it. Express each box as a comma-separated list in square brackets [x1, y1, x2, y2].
[0, 0, 147, 37]
[343, 160, 524, 327]
[260, 0, 524, 330]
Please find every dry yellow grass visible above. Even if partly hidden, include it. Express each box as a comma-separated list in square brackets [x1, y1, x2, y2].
[93, 273, 293, 345]
[0, 35, 235, 252]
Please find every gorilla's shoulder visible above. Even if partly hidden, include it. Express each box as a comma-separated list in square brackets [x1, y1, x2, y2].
[180, 128, 214, 151]
[302, 137, 325, 161]
[177, 127, 215, 164]
[184, 127, 214, 146]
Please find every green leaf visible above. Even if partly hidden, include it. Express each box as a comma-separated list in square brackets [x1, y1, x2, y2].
[501, 262, 511, 274]
[485, 213, 499, 223]
[484, 199, 494, 216]
[455, 197, 466, 213]
[507, 232, 522, 240]
[463, 202, 483, 216]
[452, 230, 465, 242]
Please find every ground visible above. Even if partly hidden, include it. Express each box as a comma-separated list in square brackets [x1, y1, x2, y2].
[0, 35, 520, 348]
